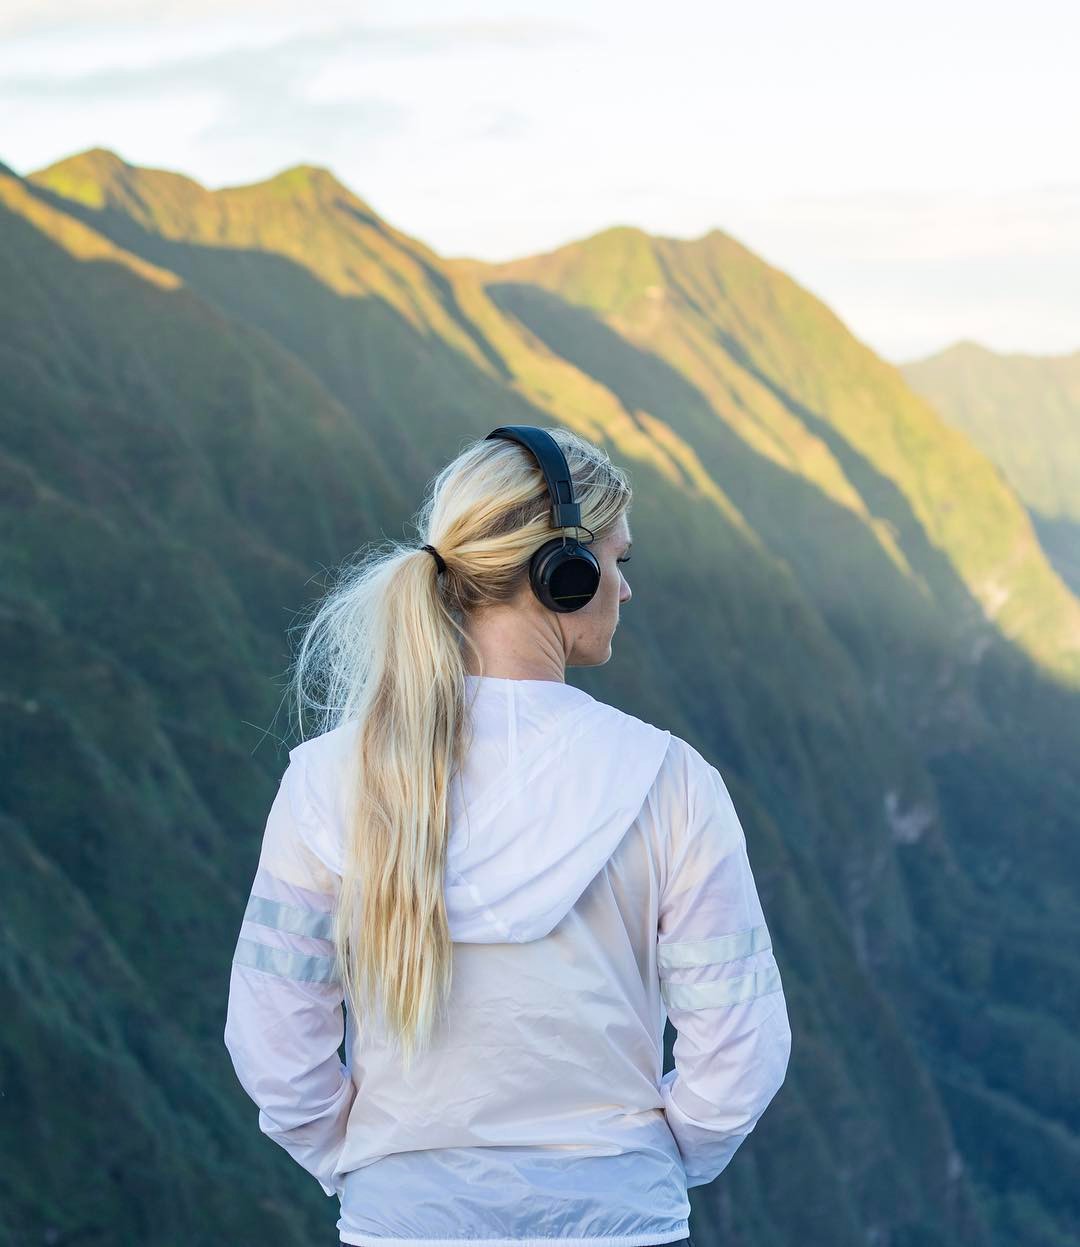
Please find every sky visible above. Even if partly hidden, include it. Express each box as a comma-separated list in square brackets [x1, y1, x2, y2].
[2, 0, 1078, 363]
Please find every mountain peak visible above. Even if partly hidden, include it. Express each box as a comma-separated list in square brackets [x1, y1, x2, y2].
[697, 224, 741, 250]
[558, 222, 656, 263]
[586, 223, 650, 243]
[261, 162, 350, 197]
[33, 146, 131, 180]
[903, 339, 994, 369]
[948, 338, 993, 356]
[26, 147, 134, 208]
[229, 161, 381, 219]
[276, 161, 337, 181]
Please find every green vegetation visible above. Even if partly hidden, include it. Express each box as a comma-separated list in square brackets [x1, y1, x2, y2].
[903, 340, 1080, 597]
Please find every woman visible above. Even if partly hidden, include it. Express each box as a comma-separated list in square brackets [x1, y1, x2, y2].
[224, 424, 792, 1247]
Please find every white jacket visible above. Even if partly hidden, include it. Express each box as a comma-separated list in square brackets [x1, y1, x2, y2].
[224, 673, 792, 1247]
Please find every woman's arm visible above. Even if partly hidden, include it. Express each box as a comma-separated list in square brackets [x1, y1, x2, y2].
[657, 738, 793, 1188]
[223, 750, 356, 1198]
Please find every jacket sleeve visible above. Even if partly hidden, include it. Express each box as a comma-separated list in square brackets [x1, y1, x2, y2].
[657, 737, 792, 1188]
[223, 747, 356, 1198]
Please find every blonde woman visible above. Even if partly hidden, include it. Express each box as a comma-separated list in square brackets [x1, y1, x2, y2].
[224, 424, 792, 1247]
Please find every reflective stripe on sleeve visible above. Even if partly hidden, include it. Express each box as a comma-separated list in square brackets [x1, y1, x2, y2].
[661, 962, 783, 1010]
[244, 893, 334, 941]
[232, 936, 340, 985]
[657, 922, 771, 973]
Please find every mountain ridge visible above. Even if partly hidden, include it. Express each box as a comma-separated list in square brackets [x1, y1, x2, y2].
[902, 338, 1080, 599]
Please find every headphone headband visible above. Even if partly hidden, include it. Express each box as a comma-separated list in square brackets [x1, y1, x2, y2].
[485, 425, 582, 532]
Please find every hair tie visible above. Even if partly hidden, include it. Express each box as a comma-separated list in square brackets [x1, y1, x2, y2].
[421, 543, 447, 575]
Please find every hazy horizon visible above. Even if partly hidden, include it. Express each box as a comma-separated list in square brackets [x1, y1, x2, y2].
[4, 0, 1077, 363]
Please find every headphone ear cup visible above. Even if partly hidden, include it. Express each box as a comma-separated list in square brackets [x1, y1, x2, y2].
[529, 540, 602, 612]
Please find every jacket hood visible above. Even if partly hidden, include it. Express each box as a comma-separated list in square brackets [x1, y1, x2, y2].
[289, 674, 672, 945]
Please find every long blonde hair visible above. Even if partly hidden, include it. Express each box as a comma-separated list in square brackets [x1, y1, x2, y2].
[286, 426, 632, 1068]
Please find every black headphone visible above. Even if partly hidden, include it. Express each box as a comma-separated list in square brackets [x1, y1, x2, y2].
[484, 425, 601, 613]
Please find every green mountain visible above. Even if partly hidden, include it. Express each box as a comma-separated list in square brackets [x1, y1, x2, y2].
[903, 339, 1080, 596]
[1, 147, 1078, 1247]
